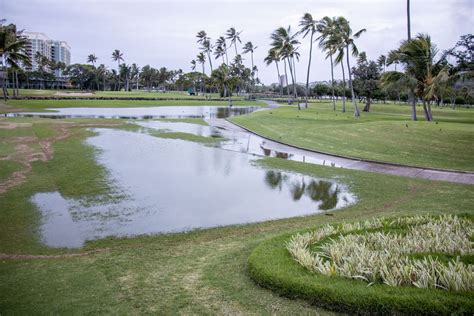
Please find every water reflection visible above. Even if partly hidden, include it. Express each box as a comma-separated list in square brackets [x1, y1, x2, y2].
[32, 128, 356, 248]
[265, 171, 343, 209]
[7, 106, 258, 119]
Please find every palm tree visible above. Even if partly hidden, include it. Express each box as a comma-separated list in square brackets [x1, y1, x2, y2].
[377, 54, 388, 102]
[196, 52, 206, 95]
[214, 43, 226, 64]
[381, 34, 449, 122]
[330, 17, 366, 117]
[97, 64, 107, 91]
[264, 49, 283, 96]
[196, 31, 213, 72]
[190, 59, 197, 71]
[87, 54, 97, 67]
[242, 41, 257, 95]
[112, 49, 124, 90]
[271, 26, 300, 107]
[1, 22, 31, 98]
[298, 13, 318, 108]
[131, 63, 140, 91]
[211, 64, 235, 106]
[317, 16, 338, 111]
[225, 27, 242, 56]
[216, 36, 229, 64]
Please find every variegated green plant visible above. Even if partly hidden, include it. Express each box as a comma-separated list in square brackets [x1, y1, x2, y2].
[287, 215, 473, 291]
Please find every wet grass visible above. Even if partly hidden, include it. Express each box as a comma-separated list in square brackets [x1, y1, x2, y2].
[0, 117, 473, 314]
[155, 117, 209, 126]
[231, 102, 474, 171]
[1, 99, 264, 113]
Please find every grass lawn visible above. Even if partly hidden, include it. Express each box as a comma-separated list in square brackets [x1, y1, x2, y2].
[0, 99, 265, 113]
[0, 117, 473, 313]
[231, 101, 474, 171]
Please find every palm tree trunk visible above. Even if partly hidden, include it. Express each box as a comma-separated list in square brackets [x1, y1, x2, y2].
[225, 50, 229, 65]
[410, 88, 417, 120]
[421, 98, 431, 121]
[15, 71, 20, 96]
[283, 59, 290, 104]
[305, 31, 314, 109]
[234, 43, 238, 56]
[275, 61, 282, 97]
[407, 0, 411, 40]
[340, 61, 346, 113]
[329, 54, 336, 111]
[201, 64, 206, 97]
[427, 100, 433, 121]
[346, 46, 360, 117]
[292, 57, 299, 109]
[207, 52, 213, 73]
[287, 57, 298, 109]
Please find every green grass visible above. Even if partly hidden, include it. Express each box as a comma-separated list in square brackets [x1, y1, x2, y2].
[248, 226, 473, 315]
[231, 102, 474, 171]
[0, 160, 23, 182]
[0, 117, 473, 314]
[155, 118, 209, 126]
[1, 99, 264, 113]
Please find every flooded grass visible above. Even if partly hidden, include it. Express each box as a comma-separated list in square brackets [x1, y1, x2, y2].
[1, 113, 473, 314]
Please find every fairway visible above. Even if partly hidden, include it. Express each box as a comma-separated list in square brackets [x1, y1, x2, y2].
[0, 117, 473, 313]
[231, 101, 474, 171]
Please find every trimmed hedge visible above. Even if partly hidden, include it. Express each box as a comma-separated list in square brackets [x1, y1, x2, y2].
[248, 229, 474, 315]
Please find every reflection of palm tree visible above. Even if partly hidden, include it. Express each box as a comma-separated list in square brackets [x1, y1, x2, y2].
[290, 177, 306, 201]
[305, 180, 338, 210]
[264, 171, 283, 190]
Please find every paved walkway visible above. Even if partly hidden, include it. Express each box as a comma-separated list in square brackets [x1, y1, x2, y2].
[208, 100, 474, 185]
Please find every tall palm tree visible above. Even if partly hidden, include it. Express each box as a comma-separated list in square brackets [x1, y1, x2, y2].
[225, 27, 242, 56]
[1, 22, 30, 98]
[87, 54, 97, 67]
[298, 13, 318, 108]
[317, 16, 338, 111]
[377, 54, 388, 102]
[216, 36, 229, 64]
[271, 26, 300, 107]
[196, 31, 213, 72]
[190, 59, 197, 71]
[242, 41, 257, 94]
[214, 43, 226, 64]
[112, 49, 124, 90]
[196, 52, 206, 95]
[381, 34, 448, 122]
[264, 49, 283, 96]
[330, 17, 366, 117]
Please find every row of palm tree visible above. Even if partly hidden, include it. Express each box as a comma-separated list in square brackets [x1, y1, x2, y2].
[265, 14, 365, 116]
[191, 28, 259, 98]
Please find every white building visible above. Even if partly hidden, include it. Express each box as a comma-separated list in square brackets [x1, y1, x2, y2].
[24, 32, 71, 77]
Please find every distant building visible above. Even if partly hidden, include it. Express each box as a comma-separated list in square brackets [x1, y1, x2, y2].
[23, 32, 71, 77]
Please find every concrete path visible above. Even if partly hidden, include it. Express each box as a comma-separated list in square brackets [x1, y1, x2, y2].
[208, 101, 474, 185]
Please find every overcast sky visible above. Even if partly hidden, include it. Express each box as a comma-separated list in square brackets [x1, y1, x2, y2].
[3, 0, 473, 84]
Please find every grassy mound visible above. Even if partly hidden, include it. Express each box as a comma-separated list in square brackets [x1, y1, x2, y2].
[248, 215, 474, 315]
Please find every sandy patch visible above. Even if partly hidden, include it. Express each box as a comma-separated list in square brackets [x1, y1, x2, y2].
[54, 92, 95, 97]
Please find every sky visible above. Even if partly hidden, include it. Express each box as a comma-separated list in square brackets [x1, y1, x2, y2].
[3, 0, 473, 85]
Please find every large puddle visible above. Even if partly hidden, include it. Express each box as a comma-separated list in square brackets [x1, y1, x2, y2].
[27, 107, 356, 248]
[7, 106, 258, 119]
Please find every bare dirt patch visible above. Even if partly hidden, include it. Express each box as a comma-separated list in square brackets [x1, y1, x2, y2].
[0, 122, 123, 194]
[54, 92, 95, 97]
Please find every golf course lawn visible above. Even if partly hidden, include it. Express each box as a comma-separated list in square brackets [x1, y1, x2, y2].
[0, 117, 473, 314]
[231, 101, 474, 171]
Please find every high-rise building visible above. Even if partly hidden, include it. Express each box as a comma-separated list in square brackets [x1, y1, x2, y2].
[24, 32, 71, 77]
